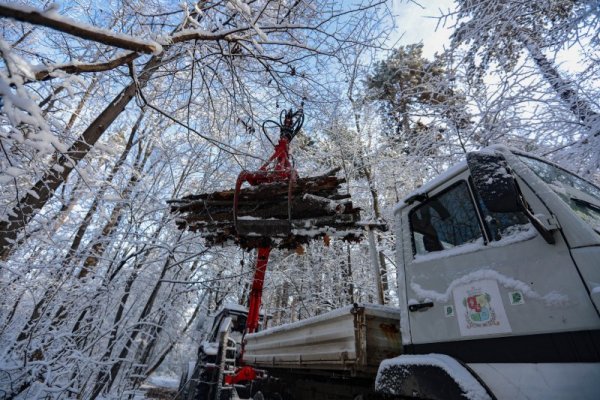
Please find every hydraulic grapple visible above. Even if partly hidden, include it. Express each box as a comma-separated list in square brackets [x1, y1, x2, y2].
[170, 109, 364, 399]
[168, 110, 362, 251]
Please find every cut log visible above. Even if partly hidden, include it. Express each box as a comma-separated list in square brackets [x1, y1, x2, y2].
[169, 170, 363, 249]
[301, 194, 348, 214]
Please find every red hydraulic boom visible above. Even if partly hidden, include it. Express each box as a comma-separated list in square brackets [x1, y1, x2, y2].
[235, 108, 304, 334]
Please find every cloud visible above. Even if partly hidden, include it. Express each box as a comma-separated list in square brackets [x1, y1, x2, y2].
[393, 0, 455, 58]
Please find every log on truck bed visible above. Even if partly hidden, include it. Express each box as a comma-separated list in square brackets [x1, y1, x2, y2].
[243, 304, 402, 375]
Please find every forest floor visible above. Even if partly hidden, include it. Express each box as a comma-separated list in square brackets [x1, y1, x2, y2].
[142, 386, 179, 399]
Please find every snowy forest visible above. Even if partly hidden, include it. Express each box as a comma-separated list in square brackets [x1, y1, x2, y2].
[0, 0, 598, 398]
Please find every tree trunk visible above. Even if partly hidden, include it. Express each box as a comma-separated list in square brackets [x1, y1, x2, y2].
[78, 132, 154, 279]
[142, 295, 204, 378]
[520, 33, 599, 136]
[63, 112, 144, 267]
[0, 55, 162, 260]
[87, 254, 146, 399]
[65, 77, 100, 133]
[15, 126, 152, 366]
[342, 244, 355, 304]
[89, 233, 182, 399]
[359, 143, 389, 303]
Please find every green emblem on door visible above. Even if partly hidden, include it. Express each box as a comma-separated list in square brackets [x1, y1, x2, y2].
[509, 291, 524, 305]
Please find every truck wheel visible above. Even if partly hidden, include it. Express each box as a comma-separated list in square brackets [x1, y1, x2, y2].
[196, 366, 220, 400]
[253, 390, 284, 400]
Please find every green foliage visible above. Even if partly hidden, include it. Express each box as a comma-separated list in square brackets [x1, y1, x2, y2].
[366, 44, 471, 155]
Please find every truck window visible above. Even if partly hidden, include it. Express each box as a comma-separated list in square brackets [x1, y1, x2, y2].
[410, 181, 484, 256]
[519, 155, 600, 233]
[478, 204, 529, 241]
[469, 178, 530, 241]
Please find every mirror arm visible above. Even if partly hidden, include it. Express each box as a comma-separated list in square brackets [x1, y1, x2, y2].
[517, 195, 556, 244]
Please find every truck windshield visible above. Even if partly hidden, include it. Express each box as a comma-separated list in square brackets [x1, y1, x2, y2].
[519, 155, 600, 233]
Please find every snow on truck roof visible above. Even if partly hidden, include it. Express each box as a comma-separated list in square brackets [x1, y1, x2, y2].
[394, 161, 467, 214]
[393, 145, 513, 214]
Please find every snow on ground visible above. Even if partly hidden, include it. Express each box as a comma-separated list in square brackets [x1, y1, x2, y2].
[130, 375, 179, 399]
[145, 375, 179, 389]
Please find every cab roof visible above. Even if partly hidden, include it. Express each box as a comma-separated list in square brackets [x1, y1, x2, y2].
[394, 145, 513, 215]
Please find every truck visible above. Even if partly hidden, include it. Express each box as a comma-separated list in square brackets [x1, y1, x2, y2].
[178, 145, 600, 399]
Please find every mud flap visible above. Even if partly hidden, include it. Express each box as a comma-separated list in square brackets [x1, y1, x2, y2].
[375, 354, 493, 400]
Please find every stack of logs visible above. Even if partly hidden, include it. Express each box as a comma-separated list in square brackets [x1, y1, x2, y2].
[168, 169, 362, 249]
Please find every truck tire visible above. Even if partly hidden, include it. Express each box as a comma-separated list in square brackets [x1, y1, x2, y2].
[254, 391, 285, 400]
[197, 367, 215, 400]
[179, 361, 196, 399]
[376, 355, 493, 400]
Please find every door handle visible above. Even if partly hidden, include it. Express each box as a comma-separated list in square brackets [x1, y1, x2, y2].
[409, 302, 434, 312]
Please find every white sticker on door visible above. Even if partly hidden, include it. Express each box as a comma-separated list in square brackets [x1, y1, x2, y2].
[453, 279, 512, 336]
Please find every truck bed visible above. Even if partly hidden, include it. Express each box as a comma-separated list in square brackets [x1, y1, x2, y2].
[243, 304, 402, 374]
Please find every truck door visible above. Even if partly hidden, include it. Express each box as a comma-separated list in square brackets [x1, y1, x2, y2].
[400, 165, 600, 362]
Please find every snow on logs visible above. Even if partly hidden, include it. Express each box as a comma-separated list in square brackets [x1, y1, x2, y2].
[168, 170, 362, 249]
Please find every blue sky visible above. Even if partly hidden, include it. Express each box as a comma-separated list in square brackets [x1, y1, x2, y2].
[393, 0, 455, 58]
[392, 0, 587, 74]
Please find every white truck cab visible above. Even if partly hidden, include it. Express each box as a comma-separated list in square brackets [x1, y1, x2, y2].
[387, 146, 600, 399]
[182, 146, 600, 400]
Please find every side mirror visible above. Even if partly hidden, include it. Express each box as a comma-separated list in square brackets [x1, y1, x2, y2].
[467, 152, 521, 213]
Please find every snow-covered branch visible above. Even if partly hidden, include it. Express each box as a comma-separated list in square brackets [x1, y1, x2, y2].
[32, 51, 141, 81]
[0, 3, 161, 54]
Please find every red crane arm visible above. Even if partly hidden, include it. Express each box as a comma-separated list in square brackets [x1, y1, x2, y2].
[237, 109, 302, 335]
[246, 247, 271, 334]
